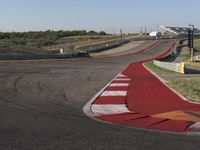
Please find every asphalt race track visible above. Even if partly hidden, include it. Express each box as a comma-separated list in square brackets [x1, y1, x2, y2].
[91, 41, 200, 133]
[1, 40, 200, 150]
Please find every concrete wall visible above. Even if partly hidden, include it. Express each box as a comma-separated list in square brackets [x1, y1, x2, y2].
[154, 60, 185, 74]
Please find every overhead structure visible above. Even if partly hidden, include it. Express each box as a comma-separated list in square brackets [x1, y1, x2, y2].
[161, 26, 200, 35]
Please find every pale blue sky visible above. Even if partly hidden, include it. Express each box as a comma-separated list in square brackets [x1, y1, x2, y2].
[0, 0, 199, 33]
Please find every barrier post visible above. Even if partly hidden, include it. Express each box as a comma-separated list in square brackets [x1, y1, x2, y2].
[180, 62, 185, 74]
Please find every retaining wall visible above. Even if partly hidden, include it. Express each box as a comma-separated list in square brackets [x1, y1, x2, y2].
[153, 60, 185, 74]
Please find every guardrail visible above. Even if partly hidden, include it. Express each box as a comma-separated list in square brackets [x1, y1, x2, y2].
[0, 39, 128, 60]
[0, 52, 89, 60]
[78, 39, 129, 53]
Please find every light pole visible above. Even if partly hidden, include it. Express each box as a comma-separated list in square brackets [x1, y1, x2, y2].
[189, 24, 194, 62]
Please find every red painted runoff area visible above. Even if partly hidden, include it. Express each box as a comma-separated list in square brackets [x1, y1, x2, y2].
[125, 63, 200, 115]
[88, 41, 200, 133]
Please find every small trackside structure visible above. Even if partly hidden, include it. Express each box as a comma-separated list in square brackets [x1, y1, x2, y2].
[194, 55, 200, 62]
[149, 31, 162, 37]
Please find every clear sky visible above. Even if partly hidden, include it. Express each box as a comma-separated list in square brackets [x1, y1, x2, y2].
[0, 0, 199, 33]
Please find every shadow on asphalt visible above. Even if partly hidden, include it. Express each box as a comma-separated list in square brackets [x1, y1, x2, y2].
[185, 68, 200, 74]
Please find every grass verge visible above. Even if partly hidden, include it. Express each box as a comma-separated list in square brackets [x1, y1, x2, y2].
[167, 78, 200, 103]
[144, 61, 176, 74]
[194, 39, 200, 53]
[185, 62, 200, 70]
[145, 61, 200, 103]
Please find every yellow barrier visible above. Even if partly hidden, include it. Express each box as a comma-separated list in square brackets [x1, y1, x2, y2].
[180, 62, 185, 74]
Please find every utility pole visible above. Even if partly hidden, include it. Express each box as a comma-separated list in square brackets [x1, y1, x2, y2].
[189, 24, 194, 62]
[120, 28, 123, 38]
[140, 27, 143, 34]
[157, 22, 159, 31]
[113, 28, 115, 36]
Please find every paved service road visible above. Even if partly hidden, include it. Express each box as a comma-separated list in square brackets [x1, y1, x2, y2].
[0, 40, 200, 150]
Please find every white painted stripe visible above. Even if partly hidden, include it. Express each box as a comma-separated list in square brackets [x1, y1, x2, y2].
[115, 78, 131, 81]
[83, 63, 130, 119]
[91, 104, 131, 116]
[101, 91, 127, 96]
[187, 123, 200, 134]
[110, 83, 129, 87]
[118, 74, 127, 78]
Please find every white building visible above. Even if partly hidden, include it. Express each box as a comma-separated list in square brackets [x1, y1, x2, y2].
[149, 31, 162, 37]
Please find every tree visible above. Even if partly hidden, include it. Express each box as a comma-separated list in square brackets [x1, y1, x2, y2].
[98, 31, 107, 36]
[87, 30, 97, 35]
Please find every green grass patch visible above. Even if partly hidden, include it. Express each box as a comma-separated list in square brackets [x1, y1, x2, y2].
[167, 78, 200, 103]
[144, 61, 176, 74]
[194, 39, 200, 52]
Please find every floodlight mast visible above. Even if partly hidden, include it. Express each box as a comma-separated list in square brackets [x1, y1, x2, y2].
[189, 24, 194, 62]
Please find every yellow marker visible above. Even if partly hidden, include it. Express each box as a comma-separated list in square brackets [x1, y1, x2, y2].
[180, 62, 185, 74]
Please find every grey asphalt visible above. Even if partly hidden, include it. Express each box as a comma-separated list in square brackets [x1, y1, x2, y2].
[1, 40, 200, 150]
